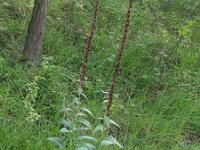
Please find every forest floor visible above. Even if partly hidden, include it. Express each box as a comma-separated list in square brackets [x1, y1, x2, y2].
[0, 0, 200, 149]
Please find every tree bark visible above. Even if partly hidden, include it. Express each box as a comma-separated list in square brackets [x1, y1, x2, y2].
[23, 0, 48, 65]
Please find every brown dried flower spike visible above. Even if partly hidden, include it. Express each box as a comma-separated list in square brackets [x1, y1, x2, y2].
[106, 0, 134, 116]
[80, 0, 100, 89]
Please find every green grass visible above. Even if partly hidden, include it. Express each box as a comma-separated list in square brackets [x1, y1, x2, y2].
[0, 0, 200, 149]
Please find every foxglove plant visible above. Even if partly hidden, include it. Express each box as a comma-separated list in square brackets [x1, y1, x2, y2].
[80, 0, 100, 89]
[48, 97, 122, 150]
[106, 0, 134, 116]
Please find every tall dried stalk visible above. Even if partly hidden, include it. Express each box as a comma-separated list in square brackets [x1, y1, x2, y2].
[80, 0, 100, 89]
[106, 0, 134, 116]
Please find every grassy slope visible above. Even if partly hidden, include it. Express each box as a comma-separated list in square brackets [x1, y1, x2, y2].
[0, 0, 200, 149]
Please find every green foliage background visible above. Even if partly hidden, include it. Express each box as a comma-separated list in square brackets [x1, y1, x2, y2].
[0, 0, 200, 149]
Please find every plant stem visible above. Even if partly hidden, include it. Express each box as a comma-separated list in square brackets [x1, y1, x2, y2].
[106, 0, 134, 117]
[80, 0, 100, 89]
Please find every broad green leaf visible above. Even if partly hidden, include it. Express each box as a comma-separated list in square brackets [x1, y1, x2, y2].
[76, 112, 87, 117]
[101, 140, 114, 147]
[76, 143, 97, 150]
[59, 108, 73, 113]
[109, 119, 120, 128]
[93, 125, 104, 133]
[75, 147, 88, 150]
[103, 116, 120, 128]
[60, 128, 71, 133]
[103, 116, 110, 127]
[72, 97, 81, 105]
[78, 87, 83, 95]
[83, 143, 97, 150]
[81, 107, 93, 116]
[75, 127, 90, 132]
[102, 136, 123, 148]
[80, 93, 88, 101]
[78, 136, 97, 142]
[48, 137, 65, 148]
[79, 119, 91, 128]
[60, 120, 73, 128]
[103, 100, 108, 104]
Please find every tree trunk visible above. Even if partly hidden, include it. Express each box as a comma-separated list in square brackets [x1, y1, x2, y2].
[23, 0, 48, 65]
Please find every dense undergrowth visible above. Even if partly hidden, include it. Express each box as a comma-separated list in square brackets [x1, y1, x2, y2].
[0, 0, 200, 149]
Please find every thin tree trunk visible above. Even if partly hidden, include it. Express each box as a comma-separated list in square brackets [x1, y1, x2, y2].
[23, 0, 48, 65]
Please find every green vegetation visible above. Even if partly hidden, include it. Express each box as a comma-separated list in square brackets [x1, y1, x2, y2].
[0, 0, 200, 149]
